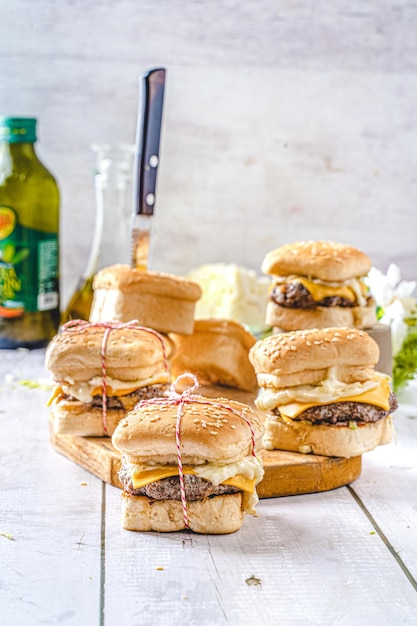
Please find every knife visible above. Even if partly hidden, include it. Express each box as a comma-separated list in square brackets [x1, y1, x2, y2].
[131, 67, 166, 270]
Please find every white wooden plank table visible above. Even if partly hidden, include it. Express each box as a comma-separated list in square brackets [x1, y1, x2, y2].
[1, 349, 416, 625]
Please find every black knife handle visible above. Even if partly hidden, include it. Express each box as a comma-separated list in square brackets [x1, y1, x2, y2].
[134, 67, 166, 216]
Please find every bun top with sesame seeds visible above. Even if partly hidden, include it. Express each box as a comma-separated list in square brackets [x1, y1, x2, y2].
[261, 240, 372, 281]
[45, 323, 174, 384]
[249, 327, 380, 389]
[112, 395, 264, 465]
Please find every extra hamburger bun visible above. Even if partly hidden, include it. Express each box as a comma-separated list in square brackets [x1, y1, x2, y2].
[262, 240, 377, 331]
[112, 392, 264, 533]
[170, 319, 258, 393]
[90, 264, 202, 335]
[45, 322, 173, 437]
[249, 328, 396, 458]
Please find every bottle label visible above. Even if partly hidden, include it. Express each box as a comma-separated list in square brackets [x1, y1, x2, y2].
[0, 206, 59, 318]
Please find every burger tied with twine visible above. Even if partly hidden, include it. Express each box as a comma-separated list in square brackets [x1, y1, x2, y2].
[112, 374, 265, 534]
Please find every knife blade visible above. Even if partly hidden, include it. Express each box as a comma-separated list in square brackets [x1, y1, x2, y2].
[131, 67, 166, 269]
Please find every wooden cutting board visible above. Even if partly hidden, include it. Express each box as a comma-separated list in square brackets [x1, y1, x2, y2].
[48, 421, 361, 497]
[48, 383, 361, 497]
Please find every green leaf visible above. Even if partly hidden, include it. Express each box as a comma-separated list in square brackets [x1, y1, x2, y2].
[393, 330, 417, 391]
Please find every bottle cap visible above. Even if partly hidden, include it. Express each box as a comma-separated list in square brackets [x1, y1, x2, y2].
[0, 117, 37, 143]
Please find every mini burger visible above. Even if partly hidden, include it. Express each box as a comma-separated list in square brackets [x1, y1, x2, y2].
[112, 391, 264, 534]
[45, 321, 173, 437]
[262, 240, 377, 331]
[249, 327, 398, 458]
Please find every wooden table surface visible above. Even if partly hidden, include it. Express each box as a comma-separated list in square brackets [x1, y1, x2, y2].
[1, 348, 417, 625]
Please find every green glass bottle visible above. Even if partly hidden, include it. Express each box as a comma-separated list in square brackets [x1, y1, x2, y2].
[0, 117, 60, 348]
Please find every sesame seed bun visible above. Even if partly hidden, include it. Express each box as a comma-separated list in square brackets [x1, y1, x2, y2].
[112, 395, 264, 465]
[249, 327, 395, 458]
[90, 264, 201, 335]
[120, 492, 244, 534]
[170, 319, 258, 393]
[262, 240, 372, 281]
[249, 327, 379, 389]
[261, 241, 376, 331]
[45, 324, 172, 384]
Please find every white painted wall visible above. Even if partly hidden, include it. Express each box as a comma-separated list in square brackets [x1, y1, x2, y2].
[0, 0, 416, 307]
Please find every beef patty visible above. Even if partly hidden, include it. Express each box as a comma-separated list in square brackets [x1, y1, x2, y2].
[271, 282, 371, 309]
[78, 383, 169, 411]
[119, 465, 240, 501]
[273, 392, 398, 426]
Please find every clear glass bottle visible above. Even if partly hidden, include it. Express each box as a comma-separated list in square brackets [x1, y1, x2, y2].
[0, 117, 60, 348]
[62, 143, 134, 322]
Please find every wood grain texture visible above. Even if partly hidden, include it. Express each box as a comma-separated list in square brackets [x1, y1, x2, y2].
[352, 406, 417, 580]
[48, 422, 362, 497]
[104, 486, 417, 625]
[0, 1, 416, 309]
[0, 350, 102, 626]
[258, 449, 361, 498]
[1, 349, 417, 625]
[47, 381, 362, 497]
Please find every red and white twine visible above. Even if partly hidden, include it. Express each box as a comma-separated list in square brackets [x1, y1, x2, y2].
[61, 319, 169, 436]
[138, 373, 257, 530]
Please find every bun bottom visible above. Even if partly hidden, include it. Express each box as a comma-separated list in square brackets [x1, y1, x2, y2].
[263, 415, 393, 458]
[120, 492, 244, 534]
[266, 301, 377, 331]
[50, 401, 128, 437]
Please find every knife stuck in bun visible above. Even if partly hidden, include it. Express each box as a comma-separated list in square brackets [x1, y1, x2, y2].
[249, 327, 397, 458]
[112, 375, 265, 533]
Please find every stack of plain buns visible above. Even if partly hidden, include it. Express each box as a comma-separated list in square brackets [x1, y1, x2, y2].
[90, 264, 202, 335]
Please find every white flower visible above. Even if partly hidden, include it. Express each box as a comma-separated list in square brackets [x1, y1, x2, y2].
[366, 264, 417, 357]
[380, 300, 408, 356]
[366, 264, 416, 307]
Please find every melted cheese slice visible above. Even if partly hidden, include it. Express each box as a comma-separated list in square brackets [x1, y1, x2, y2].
[130, 465, 256, 494]
[47, 373, 170, 404]
[47, 385, 64, 406]
[277, 377, 391, 420]
[296, 277, 356, 302]
[275, 275, 368, 306]
[127, 454, 264, 515]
